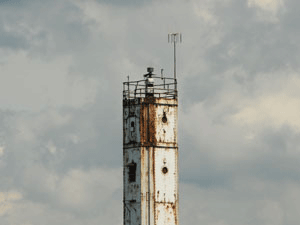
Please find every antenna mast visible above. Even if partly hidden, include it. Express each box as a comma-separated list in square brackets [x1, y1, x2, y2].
[168, 33, 182, 80]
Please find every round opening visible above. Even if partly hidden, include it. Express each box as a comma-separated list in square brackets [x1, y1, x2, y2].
[162, 167, 168, 174]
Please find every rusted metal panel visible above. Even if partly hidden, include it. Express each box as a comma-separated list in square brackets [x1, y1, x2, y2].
[155, 203, 176, 225]
[154, 99, 177, 144]
[138, 98, 178, 146]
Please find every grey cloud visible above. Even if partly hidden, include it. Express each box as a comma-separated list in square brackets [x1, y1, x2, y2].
[182, 0, 300, 105]
[0, 30, 29, 50]
[0, 107, 122, 222]
[206, 0, 300, 74]
[2, 0, 300, 224]
[0, 0, 21, 5]
[0, 17, 31, 50]
[96, 0, 151, 7]
[248, 126, 300, 182]
[0, 0, 91, 56]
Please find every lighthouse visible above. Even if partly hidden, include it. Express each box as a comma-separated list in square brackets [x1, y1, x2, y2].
[123, 66, 179, 225]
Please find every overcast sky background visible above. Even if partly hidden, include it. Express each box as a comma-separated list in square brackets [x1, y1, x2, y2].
[0, 0, 300, 224]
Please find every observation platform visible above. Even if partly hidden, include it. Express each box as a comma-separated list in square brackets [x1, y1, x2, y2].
[123, 67, 177, 100]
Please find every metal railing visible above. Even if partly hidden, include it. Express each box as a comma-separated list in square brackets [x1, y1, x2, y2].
[123, 76, 177, 100]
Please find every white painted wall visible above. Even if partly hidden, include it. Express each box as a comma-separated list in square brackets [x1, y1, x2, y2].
[123, 97, 178, 225]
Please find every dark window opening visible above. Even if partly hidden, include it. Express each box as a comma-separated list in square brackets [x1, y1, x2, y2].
[131, 121, 135, 127]
[162, 112, 167, 123]
[128, 162, 137, 182]
[162, 167, 168, 174]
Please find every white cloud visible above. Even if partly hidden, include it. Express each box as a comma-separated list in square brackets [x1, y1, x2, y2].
[0, 146, 4, 157]
[21, 163, 122, 210]
[2, 199, 122, 225]
[231, 73, 300, 131]
[21, 164, 122, 219]
[57, 168, 121, 209]
[73, 0, 128, 38]
[180, 178, 300, 225]
[248, 0, 285, 22]
[0, 51, 99, 111]
[257, 200, 284, 225]
[66, 134, 80, 144]
[182, 101, 254, 162]
[192, 1, 218, 25]
[0, 191, 22, 216]
[46, 141, 57, 155]
[10, 109, 72, 142]
[248, 0, 284, 13]
[23, 164, 59, 193]
[192, 0, 232, 25]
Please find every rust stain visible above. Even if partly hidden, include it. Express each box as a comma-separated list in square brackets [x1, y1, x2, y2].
[153, 145, 156, 222]
[149, 101, 157, 144]
[123, 95, 178, 225]
[139, 97, 178, 146]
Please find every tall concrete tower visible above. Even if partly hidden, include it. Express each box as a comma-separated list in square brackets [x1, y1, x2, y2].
[123, 67, 178, 225]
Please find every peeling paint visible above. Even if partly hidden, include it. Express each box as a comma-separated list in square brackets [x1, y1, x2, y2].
[123, 71, 178, 225]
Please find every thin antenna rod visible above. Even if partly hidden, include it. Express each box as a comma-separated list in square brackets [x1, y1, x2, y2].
[168, 33, 182, 80]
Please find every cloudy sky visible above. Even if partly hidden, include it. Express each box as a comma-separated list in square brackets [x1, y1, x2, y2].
[0, 0, 300, 224]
